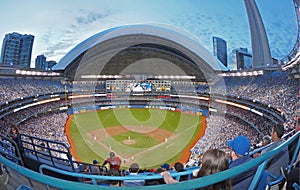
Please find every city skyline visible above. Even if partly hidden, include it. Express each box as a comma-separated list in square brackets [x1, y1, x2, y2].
[0, 0, 297, 68]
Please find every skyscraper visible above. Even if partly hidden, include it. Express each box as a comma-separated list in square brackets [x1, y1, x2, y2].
[46, 60, 57, 70]
[244, 0, 272, 68]
[1, 32, 34, 68]
[212, 36, 227, 67]
[35, 54, 47, 70]
[231, 48, 253, 70]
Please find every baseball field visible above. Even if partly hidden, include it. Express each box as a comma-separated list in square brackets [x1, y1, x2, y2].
[65, 108, 205, 168]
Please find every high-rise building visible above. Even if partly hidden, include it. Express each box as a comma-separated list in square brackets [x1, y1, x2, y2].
[231, 48, 252, 70]
[244, 0, 272, 68]
[35, 55, 47, 70]
[46, 60, 57, 70]
[212, 36, 227, 67]
[1, 32, 34, 68]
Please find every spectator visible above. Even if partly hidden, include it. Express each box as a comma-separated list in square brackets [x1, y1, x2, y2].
[196, 149, 231, 190]
[227, 135, 258, 190]
[263, 135, 272, 145]
[155, 163, 171, 184]
[9, 126, 23, 154]
[90, 160, 101, 174]
[160, 171, 178, 184]
[282, 151, 300, 190]
[174, 162, 189, 181]
[161, 163, 170, 171]
[9, 126, 20, 142]
[144, 168, 162, 186]
[102, 152, 121, 171]
[253, 135, 272, 158]
[108, 168, 121, 187]
[262, 124, 289, 185]
[123, 163, 145, 186]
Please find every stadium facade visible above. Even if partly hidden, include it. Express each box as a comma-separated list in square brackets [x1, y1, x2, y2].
[52, 24, 228, 82]
[0, 1, 299, 189]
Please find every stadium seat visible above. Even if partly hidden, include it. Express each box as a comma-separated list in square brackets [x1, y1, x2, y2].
[16, 184, 32, 190]
[293, 182, 300, 190]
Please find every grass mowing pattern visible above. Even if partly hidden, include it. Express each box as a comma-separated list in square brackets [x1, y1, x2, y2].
[112, 131, 160, 148]
[69, 108, 202, 168]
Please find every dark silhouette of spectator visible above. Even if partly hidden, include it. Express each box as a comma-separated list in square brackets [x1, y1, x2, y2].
[123, 163, 145, 186]
[174, 162, 189, 181]
[144, 168, 162, 186]
[9, 126, 23, 155]
[282, 151, 300, 190]
[253, 135, 271, 158]
[227, 135, 258, 190]
[90, 160, 101, 174]
[196, 149, 231, 190]
[262, 124, 289, 185]
[108, 168, 122, 186]
[102, 152, 121, 171]
[284, 163, 300, 190]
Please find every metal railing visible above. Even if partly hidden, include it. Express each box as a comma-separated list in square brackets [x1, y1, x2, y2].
[0, 131, 298, 190]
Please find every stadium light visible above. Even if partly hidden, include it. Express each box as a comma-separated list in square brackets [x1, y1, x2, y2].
[16, 69, 60, 76]
[218, 70, 264, 77]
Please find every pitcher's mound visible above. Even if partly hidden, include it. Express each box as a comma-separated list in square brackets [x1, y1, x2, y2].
[123, 139, 136, 145]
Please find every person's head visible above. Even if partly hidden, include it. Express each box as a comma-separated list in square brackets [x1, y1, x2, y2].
[271, 124, 284, 141]
[93, 160, 99, 165]
[198, 149, 229, 177]
[129, 163, 139, 173]
[109, 152, 115, 160]
[161, 163, 170, 171]
[262, 135, 271, 146]
[197, 149, 231, 189]
[110, 152, 115, 157]
[174, 162, 184, 172]
[108, 168, 120, 186]
[227, 135, 251, 160]
[155, 167, 163, 174]
[11, 126, 19, 134]
[39, 142, 47, 151]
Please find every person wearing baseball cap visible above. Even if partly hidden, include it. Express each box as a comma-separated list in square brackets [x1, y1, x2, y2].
[227, 135, 257, 190]
[102, 152, 121, 171]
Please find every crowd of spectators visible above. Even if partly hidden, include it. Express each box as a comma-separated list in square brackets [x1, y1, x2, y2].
[212, 71, 299, 130]
[188, 113, 260, 166]
[0, 78, 65, 102]
[188, 71, 299, 165]
[0, 69, 298, 187]
[19, 112, 69, 147]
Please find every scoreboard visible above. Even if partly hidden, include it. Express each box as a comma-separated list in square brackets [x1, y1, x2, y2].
[106, 80, 171, 94]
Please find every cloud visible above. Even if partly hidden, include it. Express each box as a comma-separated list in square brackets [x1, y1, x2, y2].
[39, 27, 78, 61]
[38, 8, 114, 62]
[32, 1, 297, 65]
[75, 9, 111, 25]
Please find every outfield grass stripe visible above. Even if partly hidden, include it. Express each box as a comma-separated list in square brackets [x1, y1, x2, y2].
[67, 108, 203, 168]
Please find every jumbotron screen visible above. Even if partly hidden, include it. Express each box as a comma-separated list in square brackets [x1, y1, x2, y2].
[106, 80, 171, 93]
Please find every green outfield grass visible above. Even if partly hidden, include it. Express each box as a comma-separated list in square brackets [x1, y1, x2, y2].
[69, 108, 202, 168]
[112, 131, 160, 148]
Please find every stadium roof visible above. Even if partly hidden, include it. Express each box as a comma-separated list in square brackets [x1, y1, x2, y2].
[53, 24, 228, 81]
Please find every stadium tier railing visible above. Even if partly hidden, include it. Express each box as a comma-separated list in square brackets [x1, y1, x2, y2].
[0, 130, 299, 189]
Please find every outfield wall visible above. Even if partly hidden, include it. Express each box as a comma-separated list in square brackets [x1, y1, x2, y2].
[68, 104, 209, 116]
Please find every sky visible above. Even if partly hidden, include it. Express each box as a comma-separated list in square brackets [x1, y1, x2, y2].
[0, 0, 298, 68]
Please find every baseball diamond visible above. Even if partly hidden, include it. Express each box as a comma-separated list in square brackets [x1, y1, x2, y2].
[65, 108, 205, 168]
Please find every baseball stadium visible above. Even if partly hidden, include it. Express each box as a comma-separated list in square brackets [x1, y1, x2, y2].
[0, 1, 299, 190]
